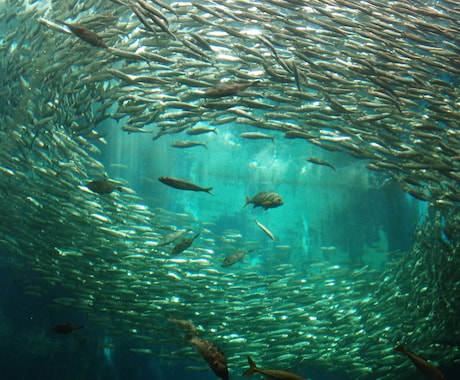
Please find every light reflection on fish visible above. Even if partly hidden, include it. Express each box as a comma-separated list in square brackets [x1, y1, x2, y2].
[254, 219, 275, 241]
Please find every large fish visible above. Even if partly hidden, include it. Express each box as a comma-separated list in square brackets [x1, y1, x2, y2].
[156, 229, 192, 247]
[190, 336, 229, 380]
[158, 176, 213, 193]
[86, 180, 121, 194]
[171, 232, 200, 254]
[245, 192, 283, 210]
[243, 356, 306, 380]
[62, 22, 108, 48]
[169, 318, 229, 380]
[394, 345, 445, 380]
[221, 249, 252, 267]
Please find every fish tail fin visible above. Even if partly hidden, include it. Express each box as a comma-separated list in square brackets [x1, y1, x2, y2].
[205, 187, 213, 194]
[243, 356, 257, 376]
[244, 196, 250, 207]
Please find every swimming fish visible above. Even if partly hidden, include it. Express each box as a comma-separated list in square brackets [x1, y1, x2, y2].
[62, 23, 108, 48]
[243, 356, 306, 380]
[245, 192, 283, 210]
[170, 141, 207, 149]
[306, 157, 336, 171]
[255, 219, 275, 241]
[186, 127, 217, 135]
[221, 250, 252, 267]
[204, 82, 258, 98]
[156, 229, 192, 247]
[394, 345, 445, 380]
[52, 322, 84, 334]
[171, 232, 200, 254]
[169, 318, 229, 380]
[159, 176, 212, 193]
[240, 132, 275, 142]
[86, 180, 121, 194]
[190, 335, 229, 380]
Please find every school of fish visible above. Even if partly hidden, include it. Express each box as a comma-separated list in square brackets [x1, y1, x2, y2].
[0, 0, 459, 379]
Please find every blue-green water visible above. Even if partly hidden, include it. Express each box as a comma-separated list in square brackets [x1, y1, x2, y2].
[1, 0, 459, 379]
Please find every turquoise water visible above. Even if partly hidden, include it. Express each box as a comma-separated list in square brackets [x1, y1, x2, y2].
[1, 0, 459, 379]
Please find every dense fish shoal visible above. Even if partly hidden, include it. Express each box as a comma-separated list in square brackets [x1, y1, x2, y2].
[0, 0, 459, 379]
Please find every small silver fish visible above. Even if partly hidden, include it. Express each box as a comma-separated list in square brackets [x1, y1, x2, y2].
[170, 141, 207, 149]
[254, 219, 275, 241]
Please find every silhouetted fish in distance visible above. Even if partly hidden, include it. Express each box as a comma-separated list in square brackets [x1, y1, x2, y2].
[52, 322, 84, 334]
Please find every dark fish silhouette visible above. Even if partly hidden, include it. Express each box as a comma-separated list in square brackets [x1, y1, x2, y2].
[52, 322, 84, 334]
[159, 176, 212, 193]
[306, 157, 336, 171]
[171, 233, 200, 254]
[221, 250, 252, 267]
[395, 345, 445, 380]
[86, 180, 121, 194]
[64, 23, 108, 48]
[243, 356, 306, 380]
[169, 318, 229, 380]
